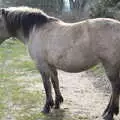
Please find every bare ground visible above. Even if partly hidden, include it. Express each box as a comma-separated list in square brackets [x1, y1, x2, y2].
[44, 66, 120, 120]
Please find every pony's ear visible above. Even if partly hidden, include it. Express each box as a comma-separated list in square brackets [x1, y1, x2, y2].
[0, 8, 5, 15]
[1, 9, 5, 15]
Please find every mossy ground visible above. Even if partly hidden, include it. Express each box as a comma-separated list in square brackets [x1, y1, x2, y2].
[0, 39, 44, 120]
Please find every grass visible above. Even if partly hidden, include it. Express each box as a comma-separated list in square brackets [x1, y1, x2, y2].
[0, 39, 44, 120]
[90, 63, 105, 77]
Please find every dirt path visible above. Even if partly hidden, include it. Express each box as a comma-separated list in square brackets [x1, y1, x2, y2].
[53, 69, 120, 120]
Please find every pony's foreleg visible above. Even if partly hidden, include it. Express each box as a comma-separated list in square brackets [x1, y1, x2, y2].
[50, 67, 63, 109]
[102, 63, 120, 120]
[37, 64, 54, 113]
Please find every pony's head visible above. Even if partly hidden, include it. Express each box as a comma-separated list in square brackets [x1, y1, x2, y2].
[0, 6, 57, 44]
[0, 8, 10, 44]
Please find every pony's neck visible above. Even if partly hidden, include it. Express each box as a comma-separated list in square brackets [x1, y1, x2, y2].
[16, 30, 29, 44]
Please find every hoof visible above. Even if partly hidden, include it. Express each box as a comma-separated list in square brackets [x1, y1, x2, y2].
[55, 95, 64, 109]
[42, 99, 54, 114]
[49, 100, 54, 108]
[41, 109, 50, 114]
[103, 114, 114, 120]
[42, 105, 50, 114]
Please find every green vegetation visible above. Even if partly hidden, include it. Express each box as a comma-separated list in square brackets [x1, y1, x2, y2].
[0, 39, 44, 120]
[90, 0, 120, 19]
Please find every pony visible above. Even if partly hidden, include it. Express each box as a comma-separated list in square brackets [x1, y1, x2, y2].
[0, 6, 120, 120]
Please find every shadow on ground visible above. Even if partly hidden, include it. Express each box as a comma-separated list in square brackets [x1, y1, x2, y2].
[44, 109, 66, 120]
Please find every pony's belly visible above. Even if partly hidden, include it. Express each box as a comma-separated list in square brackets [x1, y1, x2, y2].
[57, 60, 98, 73]
[54, 53, 99, 73]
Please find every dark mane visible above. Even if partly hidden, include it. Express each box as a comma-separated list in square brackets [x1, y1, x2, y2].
[2, 6, 57, 37]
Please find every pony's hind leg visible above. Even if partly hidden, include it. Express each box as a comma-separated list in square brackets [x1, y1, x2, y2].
[102, 63, 120, 120]
[50, 66, 63, 109]
[37, 63, 54, 113]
